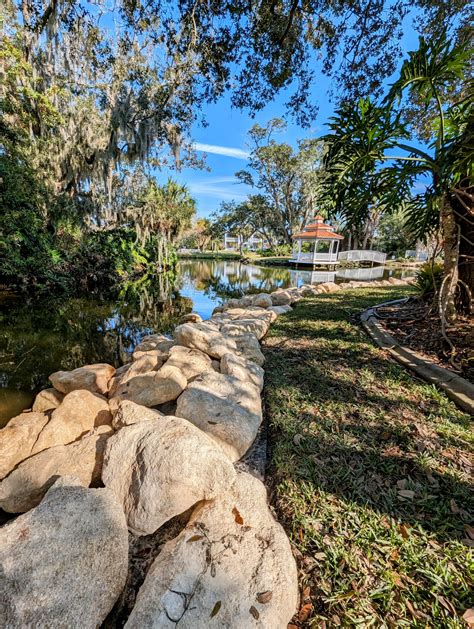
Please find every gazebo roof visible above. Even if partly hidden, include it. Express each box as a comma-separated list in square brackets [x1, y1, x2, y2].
[293, 216, 344, 240]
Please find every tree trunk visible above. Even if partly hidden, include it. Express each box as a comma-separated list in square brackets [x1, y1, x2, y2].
[451, 188, 474, 305]
[440, 197, 460, 322]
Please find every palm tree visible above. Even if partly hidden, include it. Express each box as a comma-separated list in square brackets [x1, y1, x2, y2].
[321, 35, 473, 321]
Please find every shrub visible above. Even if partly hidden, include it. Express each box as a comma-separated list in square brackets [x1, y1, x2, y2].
[414, 261, 444, 297]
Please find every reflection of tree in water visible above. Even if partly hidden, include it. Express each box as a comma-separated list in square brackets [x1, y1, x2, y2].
[178, 259, 293, 300]
[0, 272, 191, 395]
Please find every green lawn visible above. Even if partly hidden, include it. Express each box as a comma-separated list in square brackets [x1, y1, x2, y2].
[263, 286, 473, 628]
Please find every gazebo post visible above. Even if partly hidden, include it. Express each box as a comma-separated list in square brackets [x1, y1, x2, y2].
[312, 239, 318, 265]
[297, 238, 302, 261]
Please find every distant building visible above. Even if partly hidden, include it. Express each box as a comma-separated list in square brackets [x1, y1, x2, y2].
[223, 232, 269, 251]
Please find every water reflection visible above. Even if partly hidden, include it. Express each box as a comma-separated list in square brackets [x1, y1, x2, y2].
[0, 259, 406, 424]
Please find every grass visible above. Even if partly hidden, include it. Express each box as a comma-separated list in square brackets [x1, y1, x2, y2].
[263, 286, 473, 628]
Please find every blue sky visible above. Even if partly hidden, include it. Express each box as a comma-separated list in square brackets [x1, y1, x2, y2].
[159, 15, 422, 219]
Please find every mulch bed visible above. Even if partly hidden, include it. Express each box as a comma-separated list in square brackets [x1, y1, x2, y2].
[375, 297, 474, 385]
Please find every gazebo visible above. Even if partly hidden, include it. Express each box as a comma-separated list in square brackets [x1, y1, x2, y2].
[291, 216, 344, 266]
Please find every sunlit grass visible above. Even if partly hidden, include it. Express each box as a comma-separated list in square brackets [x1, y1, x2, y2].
[264, 286, 473, 627]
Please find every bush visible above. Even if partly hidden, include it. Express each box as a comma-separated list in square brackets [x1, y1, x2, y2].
[414, 261, 443, 297]
[257, 244, 292, 257]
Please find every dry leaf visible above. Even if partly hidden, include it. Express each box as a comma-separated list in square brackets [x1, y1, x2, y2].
[187, 534, 204, 543]
[398, 489, 415, 500]
[249, 606, 260, 620]
[405, 599, 420, 619]
[302, 586, 311, 599]
[314, 552, 326, 561]
[464, 524, 474, 540]
[437, 596, 456, 615]
[450, 499, 460, 514]
[293, 433, 303, 445]
[298, 602, 313, 622]
[232, 506, 244, 525]
[210, 601, 221, 618]
[462, 608, 474, 626]
[398, 524, 410, 539]
[256, 591, 273, 604]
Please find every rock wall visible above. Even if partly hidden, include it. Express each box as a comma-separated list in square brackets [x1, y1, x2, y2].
[0, 276, 414, 627]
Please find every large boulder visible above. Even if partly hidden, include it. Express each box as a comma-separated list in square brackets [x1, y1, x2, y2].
[220, 318, 269, 340]
[270, 290, 291, 306]
[252, 293, 273, 308]
[233, 332, 265, 366]
[49, 363, 115, 395]
[176, 371, 262, 461]
[174, 322, 237, 359]
[268, 304, 292, 315]
[31, 389, 112, 454]
[179, 312, 203, 324]
[165, 345, 213, 381]
[102, 414, 236, 535]
[0, 477, 128, 628]
[132, 334, 174, 362]
[126, 472, 298, 629]
[112, 399, 163, 429]
[0, 426, 113, 513]
[0, 412, 49, 480]
[220, 353, 264, 391]
[109, 364, 187, 411]
[32, 387, 64, 412]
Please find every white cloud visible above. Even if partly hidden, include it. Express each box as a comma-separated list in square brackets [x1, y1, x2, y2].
[193, 142, 249, 160]
[188, 180, 248, 201]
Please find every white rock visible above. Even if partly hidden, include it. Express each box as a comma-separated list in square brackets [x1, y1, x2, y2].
[126, 472, 298, 629]
[0, 477, 128, 628]
[220, 318, 269, 340]
[252, 293, 273, 308]
[165, 345, 213, 381]
[233, 332, 265, 366]
[31, 389, 112, 454]
[49, 363, 115, 395]
[0, 412, 50, 480]
[220, 353, 264, 391]
[268, 304, 292, 315]
[270, 290, 291, 305]
[174, 322, 237, 359]
[176, 371, 262, 461]
[102, 415, 236, 535]
[0, 426, 113, 513]
[112, 400, 163, 429]
[32, 388, 64, 412]
[109, 364, 187, 410]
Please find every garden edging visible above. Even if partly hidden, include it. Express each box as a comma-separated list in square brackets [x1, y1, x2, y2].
[361, 302, 474, 415]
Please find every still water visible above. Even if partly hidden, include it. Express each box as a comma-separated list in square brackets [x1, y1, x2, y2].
[0, 259, 406, 424]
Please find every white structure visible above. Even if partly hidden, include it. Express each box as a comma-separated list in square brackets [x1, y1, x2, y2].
[223, 232, 266, 252]
[338, 250, 387, 264]
[290, 216, 343, 265]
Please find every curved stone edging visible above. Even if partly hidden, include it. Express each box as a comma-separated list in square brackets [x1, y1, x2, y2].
[361, 301, 474, 415]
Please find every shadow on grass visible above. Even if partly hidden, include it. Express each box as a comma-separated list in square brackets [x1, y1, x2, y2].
[263, 289, 473, 546]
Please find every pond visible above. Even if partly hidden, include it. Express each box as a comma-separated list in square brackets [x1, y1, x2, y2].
[0, 258, 408, 424]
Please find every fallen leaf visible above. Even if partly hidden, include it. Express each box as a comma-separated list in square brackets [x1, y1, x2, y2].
[398, 524, 410, 539]
[232, 506, 244, 525]
[464, 524, 474, 540]
[210, 601, 221, 618]
[293, 433, 303, 445]
[256, 591, 273, 604]
[302, 586, 311, 599]
[462, 608, 474, 626]
[398, 489, 415, 500]
[450, 499, 460, 514]
[405, 599, 420, 619]
[187, 535, 204, 543]
[396, 479, 408, 490]
[437, 596, 456, 615]
[298, 602, 313, 622]
[249, 606, 259, 620]
[389, 549, 399, 561]
[314, 552, 326, 561]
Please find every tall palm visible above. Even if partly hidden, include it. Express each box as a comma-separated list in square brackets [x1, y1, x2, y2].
[321, 35, 473, 320]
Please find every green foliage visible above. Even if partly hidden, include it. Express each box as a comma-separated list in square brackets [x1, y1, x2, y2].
[257, 244, 293, 257]
[415, 261, 444, 297]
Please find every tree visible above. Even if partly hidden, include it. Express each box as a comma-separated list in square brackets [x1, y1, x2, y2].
[321, 35, 473, 321]
[236, 120, 326, 243]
